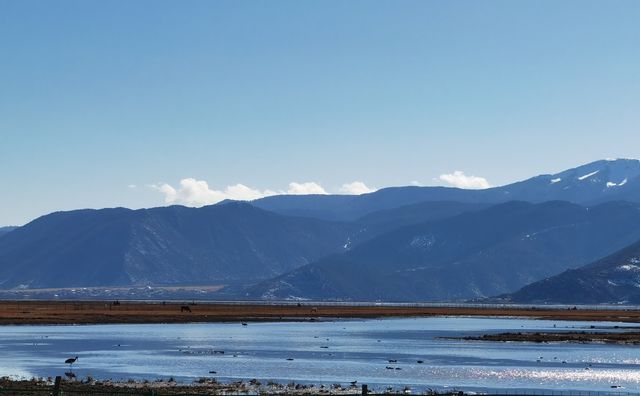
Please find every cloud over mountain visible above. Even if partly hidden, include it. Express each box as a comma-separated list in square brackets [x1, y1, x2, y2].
[152, 179, 277, 206]
[439, 171, 491, 189]
[339, 181, 375, 195]
[152, 179, 332, 206]
[286, 182, 327, 195]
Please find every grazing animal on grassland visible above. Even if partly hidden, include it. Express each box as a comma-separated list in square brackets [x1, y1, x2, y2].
[181, 305, 192, 313]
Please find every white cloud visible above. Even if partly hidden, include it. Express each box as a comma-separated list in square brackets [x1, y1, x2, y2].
[127, 184, 137, 189]
[151, 178, 334, 206]
[226, 184, 277, 200]
[410, 180, 423, 186]
[438, 171, 491, 189]
[286, 182, 327, 195]
[151, 178, 277, 207]
[339, 181, 375, 195]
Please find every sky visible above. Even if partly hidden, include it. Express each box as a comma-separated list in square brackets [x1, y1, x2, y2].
[1, 0, 639, 225]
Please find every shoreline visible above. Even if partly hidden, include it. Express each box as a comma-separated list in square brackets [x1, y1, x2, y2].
[0, 377, 439, 395]
[1, 300, 640, 325]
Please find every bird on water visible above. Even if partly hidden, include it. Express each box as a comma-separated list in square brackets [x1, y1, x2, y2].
[65, 356, 78, 368]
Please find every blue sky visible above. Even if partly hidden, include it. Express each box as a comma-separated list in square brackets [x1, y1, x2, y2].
[1, 0, 639, 225]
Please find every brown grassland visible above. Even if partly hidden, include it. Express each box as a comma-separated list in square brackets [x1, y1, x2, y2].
[1, 300, 639, 325]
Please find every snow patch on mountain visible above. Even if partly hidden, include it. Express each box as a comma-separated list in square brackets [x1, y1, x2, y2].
[606, 178, 628, 188]
[578, 170, 600, 181]
[409, 235, 436, 250]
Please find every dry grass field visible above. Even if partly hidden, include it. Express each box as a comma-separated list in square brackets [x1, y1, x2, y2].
[0, 300, 639, 325]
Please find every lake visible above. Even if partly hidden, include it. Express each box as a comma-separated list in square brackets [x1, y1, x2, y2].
[1, 317, 639, 393]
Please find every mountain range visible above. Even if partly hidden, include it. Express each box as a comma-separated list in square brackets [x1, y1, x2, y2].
[0, 200, 490, 290]
[252, 159, 640, 221]
[1, 158, 640, 304]
[247, 201, 640, 301]
[0, 203, 354, 289]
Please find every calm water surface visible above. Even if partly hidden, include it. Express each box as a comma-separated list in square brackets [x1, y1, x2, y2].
[0, 317, 639, 393]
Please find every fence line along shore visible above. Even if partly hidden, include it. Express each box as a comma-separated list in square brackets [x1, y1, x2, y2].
[1, 300, 640, 325]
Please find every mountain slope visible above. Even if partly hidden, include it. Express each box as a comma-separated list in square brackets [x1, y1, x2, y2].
[251, 159, 640, 221]
[348, 201, 490, 246]
[0, 202, 354, 289]
[503, 239, 640, 304]
[0, 227, 17, 238]
[248, 201, 640, 301]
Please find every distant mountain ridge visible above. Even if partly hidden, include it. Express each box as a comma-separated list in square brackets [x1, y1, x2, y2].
[0, 200, 485, 290]
[252, 159, 640, 220]
[248, 201, 640, 301]
[0, 202, 355, 289]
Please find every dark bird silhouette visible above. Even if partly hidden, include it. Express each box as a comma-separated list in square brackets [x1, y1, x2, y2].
[65, 356, 78, 368]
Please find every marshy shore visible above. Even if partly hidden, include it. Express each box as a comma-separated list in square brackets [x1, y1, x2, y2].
[448, 330, 640, 344]
[1, 300, 640, 325]
[0, 377, 458, 395]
